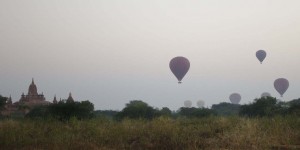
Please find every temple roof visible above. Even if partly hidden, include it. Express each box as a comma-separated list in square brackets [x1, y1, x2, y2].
[67, 92, 74, 102]
[28, 78, 38, 95]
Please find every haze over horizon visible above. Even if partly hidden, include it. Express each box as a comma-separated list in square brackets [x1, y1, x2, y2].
[1, 0, 300, 110]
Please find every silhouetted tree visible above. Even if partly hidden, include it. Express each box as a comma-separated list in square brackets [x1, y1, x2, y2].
[116, 100, 156, 120]
[26, 100, 94, 121]
[212, 102, 240, 116]
[178, 107, 216, 118]
[159, 107, 172, 117]
[239, 97, 281, 117]
[94, 110, 119, 118]
[25, 105, 50, 118]
[287, 98, 300, 115]
[49, 100, 94, 120]
[0, 95, 8, 110]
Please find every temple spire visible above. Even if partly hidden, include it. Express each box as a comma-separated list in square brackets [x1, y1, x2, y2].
[28, 78, 38, 95]
[67, 92, 74, 102]
[53, 95, 57, 104]
[7, 95, 12, 104]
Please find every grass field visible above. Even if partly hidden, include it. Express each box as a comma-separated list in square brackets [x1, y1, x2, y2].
[0, 116, 299, 150]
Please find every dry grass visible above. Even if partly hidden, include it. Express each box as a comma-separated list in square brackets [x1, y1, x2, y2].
[0, 116, 299, 150]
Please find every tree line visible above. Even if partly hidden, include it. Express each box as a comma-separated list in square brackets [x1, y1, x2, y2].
[96, 97, 300, 120]
[0, 95, 299, 121]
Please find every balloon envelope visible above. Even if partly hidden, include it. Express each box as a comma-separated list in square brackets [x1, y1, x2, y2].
[184, 100, 192, 108]
[229, 93, 241, 104]
[274, 78, 289, 97]
[196, 100, 205, 108]
[169, 56, 190, 83]
[261, 92, 271, 98]
[256, 50, 267, 64]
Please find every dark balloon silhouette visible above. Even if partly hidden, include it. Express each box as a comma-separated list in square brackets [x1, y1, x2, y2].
[256, 50, 267, 64]
[274, 78, 289, 97]
[169, 56, 190, 84]
[229, 93, 241, 104]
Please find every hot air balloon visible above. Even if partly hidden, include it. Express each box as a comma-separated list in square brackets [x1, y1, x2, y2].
[169, 56, 190, 84]
[196, 100, 205, 108]
[184, 100, 192, 108]
[274, 78, 289, 97]
[261, 92, 271, 98]
[256, 50, 267, 64]
[229, 93, 241, 104]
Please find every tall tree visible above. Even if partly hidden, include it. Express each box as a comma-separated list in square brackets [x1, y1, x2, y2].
[116, 100, 156, 120]
[0, 95, 8, 110]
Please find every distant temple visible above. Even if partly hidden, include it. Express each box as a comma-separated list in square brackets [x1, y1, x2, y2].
[1, 79, 75, 116]
[67, 92, 74, 103]
[19, 78, 47, 103]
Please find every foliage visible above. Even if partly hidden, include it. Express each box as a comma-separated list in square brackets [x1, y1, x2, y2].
[2, 97, 300, 149]
[0, 95, 8, 110]
[178, 107, 216, 118]
[116, 100, 157, 120]
[212, 102, 240, 116]
[239, 97, 282, 117]
[94, 110, 119, 118]
[288, 98, 300, 106]
[25, 105, 50, 118]
[0, 116, 299, 149]
[49, 100, 94, 120]
[158, 107, 172, 117]
[26, 100, 94, 121]
[286, 98, 300, 115]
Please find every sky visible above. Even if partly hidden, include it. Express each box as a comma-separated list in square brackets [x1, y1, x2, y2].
[0, 0, 300, 110]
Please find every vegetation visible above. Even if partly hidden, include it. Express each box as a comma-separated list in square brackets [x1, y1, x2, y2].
[94, 110, 118, 119]
[4, 97, 300, 120]
[178, 107, 216, 118]
[0, 116, 299, 149]
[287, 98, 300, 115]
[240, 97, 300, 117]
[0, 95, 7, 110]
[211, 102, 240, 116]
[115, 100, 158, 120]
[1, 97, 300, 149]
[26, 100, 94, 121]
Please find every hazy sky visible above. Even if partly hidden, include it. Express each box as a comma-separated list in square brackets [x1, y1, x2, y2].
[1, 0, 300, 110]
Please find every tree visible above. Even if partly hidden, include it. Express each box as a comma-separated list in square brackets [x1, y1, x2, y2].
[287, 98, 300, 115]
[212, 102, 240, 116]
[26, 100, 94, 120]
[159, 107, 172, 117]
[94, 110, 119, 118]
[25, 105, 50, 118]
[116, 100, 156, 120]
[0, 95, 8, 110]
[178, 107, 216, 118]
[239, 97, 281, 117]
